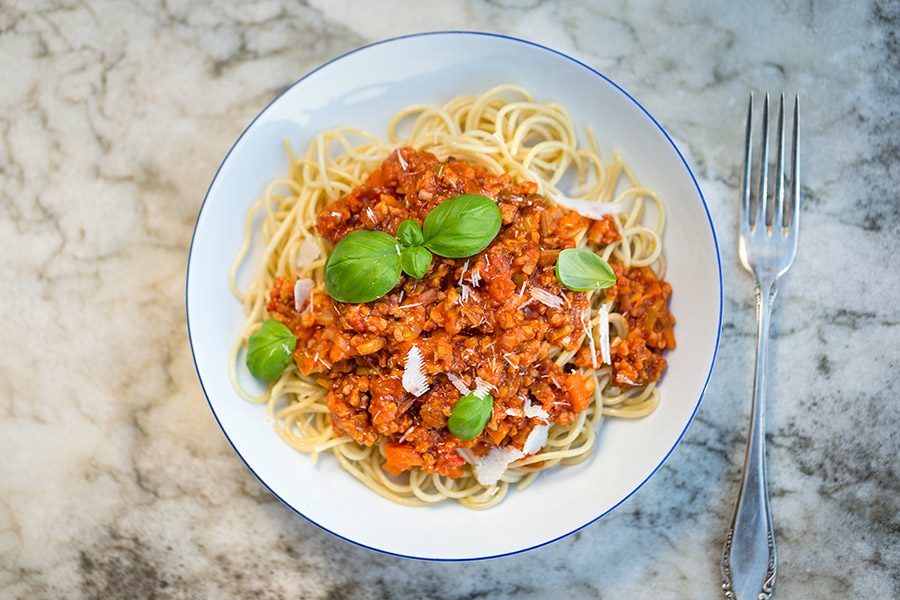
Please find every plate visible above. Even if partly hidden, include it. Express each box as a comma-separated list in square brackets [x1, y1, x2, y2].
[186, 32, 721, 560]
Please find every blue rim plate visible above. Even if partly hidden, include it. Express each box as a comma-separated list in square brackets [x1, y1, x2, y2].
[186, 31, 722, 561]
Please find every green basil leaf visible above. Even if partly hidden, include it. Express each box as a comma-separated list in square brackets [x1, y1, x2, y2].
[448, 392, 493, 441]
[400, 246, 432, 279]
[555, 248, 617, 291]
[422, 194, 502, 258]
[397, 219, 424, 247]
[246, 318, 298, 380]
[324, 229, 402, 303]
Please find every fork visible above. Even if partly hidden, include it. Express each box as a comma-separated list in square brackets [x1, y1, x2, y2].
[721, 92, 799, 600]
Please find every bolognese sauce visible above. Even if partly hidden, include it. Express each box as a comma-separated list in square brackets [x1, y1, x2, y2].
[265, 148, 675, 478]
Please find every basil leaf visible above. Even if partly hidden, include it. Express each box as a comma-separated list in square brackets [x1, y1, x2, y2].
[246, 318, 297, 380]
[400, 246, 432, 279]
[422, 194, 502, 258]
[397, 219, 424, 247]
[324, 229, 402, 303]
[555, 248, 617, 291]
[448, 392, 493, 441]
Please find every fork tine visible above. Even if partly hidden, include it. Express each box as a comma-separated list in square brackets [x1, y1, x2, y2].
[755, 93, 770, 230]
[787, 95, 800, 231]
[741, 94, 753, 228]
[772, 93, 785, 228]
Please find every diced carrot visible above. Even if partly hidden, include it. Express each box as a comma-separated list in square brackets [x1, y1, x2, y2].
[382, 462, 404, 477]
[488, 421, 510, 445]
[565, 372, 591, 412]
[382, 443, 423, 475]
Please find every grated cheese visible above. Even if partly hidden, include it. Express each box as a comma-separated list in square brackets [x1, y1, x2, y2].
[598, 304, 611, 365]
[297, 236, 321, 267]
[529, 286, 564, 310]
[551, 193, 624, 219]
[398, 426, 415, 443]
[460, 284, 471, 303]
[402, 346, 429, 397]
[469, 268, 481, 287]
[397, 151, 408, 170]
[458, 260, 469, 286]
[365, 206, 376, 222]
[293, 278, 314, 313]
[517, 281, 528, 299]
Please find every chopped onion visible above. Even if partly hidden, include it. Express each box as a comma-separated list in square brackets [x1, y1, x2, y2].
[293, 278, 314, 312]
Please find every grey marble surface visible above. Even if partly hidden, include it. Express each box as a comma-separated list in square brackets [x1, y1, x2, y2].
[1, 1, 898, 598]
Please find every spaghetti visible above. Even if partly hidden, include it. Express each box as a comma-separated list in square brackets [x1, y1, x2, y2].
[229, 85, 674, 509]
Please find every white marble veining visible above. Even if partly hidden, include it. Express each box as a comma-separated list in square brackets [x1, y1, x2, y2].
[1, 1, 898, 598]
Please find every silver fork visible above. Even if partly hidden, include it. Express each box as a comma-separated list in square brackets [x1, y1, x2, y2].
[722, 92, 799, 600]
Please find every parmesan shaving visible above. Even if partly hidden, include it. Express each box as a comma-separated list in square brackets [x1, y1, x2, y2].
[365, 206, 376, 222]
[468, 446, 524, 486]
[402, 346, 429, 397]
[473, 377, 495, 399]
[460, 284, 471, 303]
[551, 193, 624, 219]
[529, 287, 564, 310]
[397, 151, 408, 170]
[517, 281, 528, 299]
[598, 304, 611, 365]
[297, 236, 321, 267]
[447, 373, 469, 395]
[523, 398, 549, 420]
[582, 308, 597, 369]
[522, 424, 549, 455]
[293, 278, 315, 313]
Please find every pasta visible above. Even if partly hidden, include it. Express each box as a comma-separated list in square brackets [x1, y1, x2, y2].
[229, 84, 675, 509]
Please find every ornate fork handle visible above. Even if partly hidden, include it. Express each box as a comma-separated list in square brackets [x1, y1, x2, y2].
[722, 277, 778, 599]
[724, 91, 798, 599]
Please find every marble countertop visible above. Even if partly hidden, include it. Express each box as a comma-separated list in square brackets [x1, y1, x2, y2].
[2, 1, 898, 598]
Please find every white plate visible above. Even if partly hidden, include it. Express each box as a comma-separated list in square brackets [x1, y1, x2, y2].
[186, 32, 721, 560]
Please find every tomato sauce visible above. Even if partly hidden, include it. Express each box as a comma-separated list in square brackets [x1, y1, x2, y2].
[266, 148, 674, 477]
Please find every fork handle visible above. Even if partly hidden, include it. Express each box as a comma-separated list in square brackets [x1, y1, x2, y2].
[722, 278, 778, 599]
